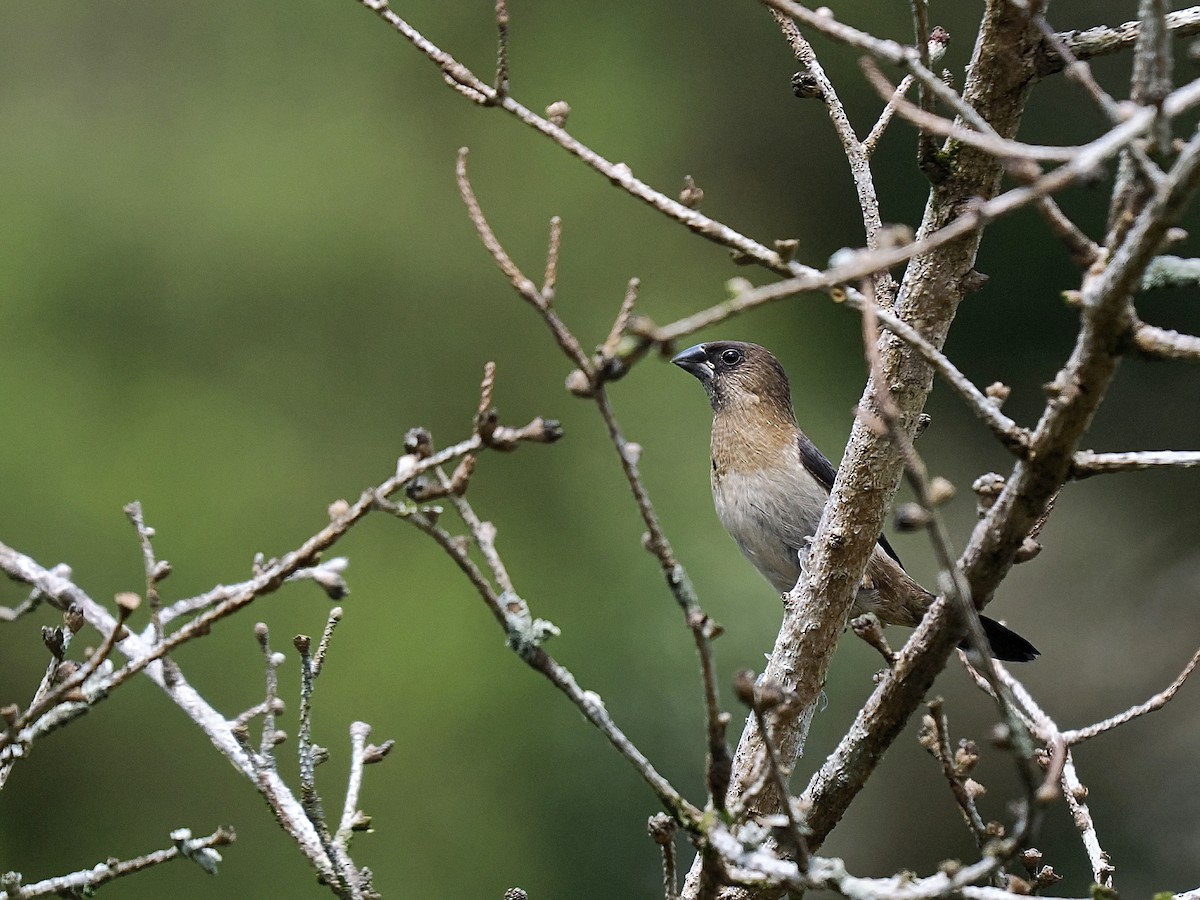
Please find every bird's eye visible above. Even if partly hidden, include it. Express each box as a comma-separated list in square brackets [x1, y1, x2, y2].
[720, 347, 744, 366]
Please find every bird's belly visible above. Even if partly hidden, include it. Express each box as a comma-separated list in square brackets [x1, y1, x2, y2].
[712, 468, 826, 594]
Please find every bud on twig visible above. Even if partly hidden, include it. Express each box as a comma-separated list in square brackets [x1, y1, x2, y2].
[545, 100, 570, 127]
[678, 175, 704, 209]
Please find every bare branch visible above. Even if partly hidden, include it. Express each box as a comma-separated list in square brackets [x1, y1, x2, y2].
[377, 488, 699, 823]
[769, 11, 888, 268]
[644, 75, 1200, 352]
[542, 215, 562, 300]
[919, 699, 989, 852]
[591, 389, 732, 810]
[858, 59, 1079, 163]
[0, 827, 235, 899]
[0, 582, 48, 622]
[1132, 317, 1200, 361]
[1141, 254, 1200, 290]
[1072, 449, 1200, 477]
[1131, 0, 1174, 164]
[960, 115, 1200, 625]
[453, 170, 732, 817]
[253, 622, 287, 762]
[1062, 644, 1200, 744]
[125, 501, 169, 644]
[456, 148, 591, 372]
[601, 278, 640, 360]
[336, 721, 374, 846]
[1044, 6, 1200, 74]
[648, 814, 680, 900]
[861, 74, 915, 160]
[492, 0, 509, 102]
[0, 385, 561, 897]
[733, 671, 811, 868]
[963, 662, 1117, 888]
[356, 0, 798, 275]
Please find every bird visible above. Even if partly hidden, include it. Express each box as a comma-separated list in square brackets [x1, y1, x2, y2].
[671, 340, 1038, 662]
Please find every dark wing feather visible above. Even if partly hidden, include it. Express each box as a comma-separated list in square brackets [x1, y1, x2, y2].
[796, 433, 837, 493]
[796, 433, 904, 566]
[876, 530, 903, 566]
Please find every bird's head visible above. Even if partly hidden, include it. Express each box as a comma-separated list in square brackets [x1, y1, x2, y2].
[671, 341, 794, 418]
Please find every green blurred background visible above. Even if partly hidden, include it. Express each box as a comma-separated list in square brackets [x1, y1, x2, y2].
[2, 1, 1199, 897]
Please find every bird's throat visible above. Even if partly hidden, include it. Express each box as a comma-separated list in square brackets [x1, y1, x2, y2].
[710, 404, 799, 479]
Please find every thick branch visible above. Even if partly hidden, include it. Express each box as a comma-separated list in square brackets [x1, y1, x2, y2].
[714, 1, 1048, 885]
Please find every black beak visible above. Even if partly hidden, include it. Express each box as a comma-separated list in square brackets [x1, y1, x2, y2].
[671, 344, 712, 381]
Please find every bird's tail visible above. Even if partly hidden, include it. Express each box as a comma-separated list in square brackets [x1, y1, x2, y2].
[970, 616, 1040, 662]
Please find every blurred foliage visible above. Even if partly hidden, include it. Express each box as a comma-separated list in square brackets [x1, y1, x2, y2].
[1, 1, 1199, 898]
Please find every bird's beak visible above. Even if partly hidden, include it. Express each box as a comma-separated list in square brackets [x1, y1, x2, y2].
[671, 344, 712, 381]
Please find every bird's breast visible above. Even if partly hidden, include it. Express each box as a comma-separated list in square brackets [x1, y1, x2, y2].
[711, 455, 828, 594]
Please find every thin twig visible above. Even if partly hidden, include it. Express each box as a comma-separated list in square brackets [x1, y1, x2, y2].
[253, 622, 286, 764]
[1072, 449, 1200, 477]
[842, 289, 1030, 453]
[356, 0, 800, 275]
[648, 814, 680, 900]
[492, 0, 510, 102]
[642, 76, 1200, 350]
[542, 216, 562, 301]
[602, 278, 640, 359]
[337, 721, 371, 845]
[313, 606, 342, 679]
[0, 583, 47, 622]
[908, 0, 941, 175]
[455, 148, 591, 372]
[452, 165, 732, 815]
[858, 293, 1042, 809]
[1044, 7, 1200, 74]
[862, 74, 915, 159]
[1060, 751, 1113, 887]
[964, 661, 1116, 888]
[378, 490, 699, 823]
[1132, 317, 1200, 361]
[735, 671, 810, 867]
[295, 630, 323, 813]
[125, 501, 167, 644]
[921, 699, 989, 852]
[1062, 644, 1200, 744]
[593, 389, 732, 810]
[0, 827, 235, 899]
[769, 11, 889, 267]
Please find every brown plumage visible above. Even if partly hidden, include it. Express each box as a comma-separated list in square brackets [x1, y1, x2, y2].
[673, 340, 1038, 662]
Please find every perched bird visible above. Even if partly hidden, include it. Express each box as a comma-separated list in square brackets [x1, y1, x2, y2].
[672, 340, 1038, 662]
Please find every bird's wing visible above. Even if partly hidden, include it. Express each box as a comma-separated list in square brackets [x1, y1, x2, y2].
[797, 433, 904, 566]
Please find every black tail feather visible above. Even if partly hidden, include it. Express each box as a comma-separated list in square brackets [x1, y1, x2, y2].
[968, 615, 1040, 662]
